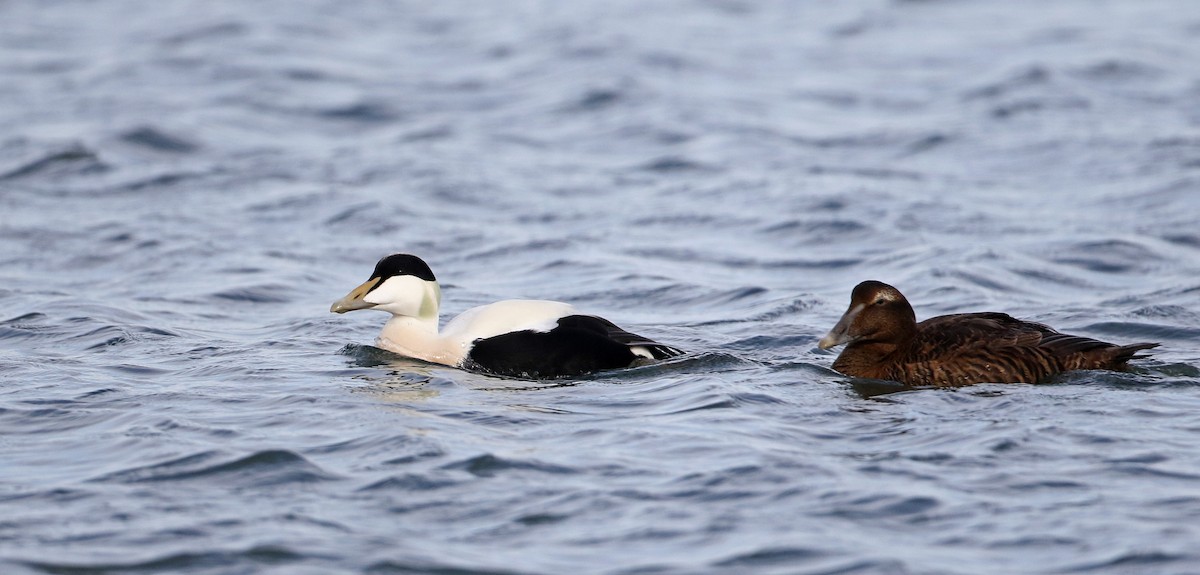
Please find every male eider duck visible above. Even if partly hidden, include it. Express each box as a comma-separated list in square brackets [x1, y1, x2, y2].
[818, 280, 1157, 386]
[330, 253, 683, 378]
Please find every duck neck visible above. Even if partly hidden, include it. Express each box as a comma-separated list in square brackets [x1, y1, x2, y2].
[833, 337, 912, 379]
[378, 314, 461, 367]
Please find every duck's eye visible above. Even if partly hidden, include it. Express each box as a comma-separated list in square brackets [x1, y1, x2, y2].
[873, 297, 889, 306]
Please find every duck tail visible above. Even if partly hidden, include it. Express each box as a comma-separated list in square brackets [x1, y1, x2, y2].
[646, 344, 686, 360]
[1113, 342, 1159, 364]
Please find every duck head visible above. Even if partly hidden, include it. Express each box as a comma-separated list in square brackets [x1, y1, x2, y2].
[818, 280, 916, 350]
[330, 253, 442, 320]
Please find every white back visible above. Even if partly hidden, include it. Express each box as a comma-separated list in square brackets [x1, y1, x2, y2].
[441, 299, 576, 348]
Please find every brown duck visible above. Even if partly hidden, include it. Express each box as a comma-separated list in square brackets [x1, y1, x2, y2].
[818, 281, 1157, 386]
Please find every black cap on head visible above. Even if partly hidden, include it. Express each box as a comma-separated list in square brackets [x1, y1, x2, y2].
[371, 253, 436, 282]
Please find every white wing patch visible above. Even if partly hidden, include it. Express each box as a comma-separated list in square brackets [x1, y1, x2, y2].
[628, 346, 656, 360]
[440, 299, 576, 351]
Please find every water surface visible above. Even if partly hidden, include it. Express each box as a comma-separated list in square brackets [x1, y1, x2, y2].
[3, 1, 1200, 573]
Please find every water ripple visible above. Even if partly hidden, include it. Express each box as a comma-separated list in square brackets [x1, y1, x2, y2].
[90, 450, 340, 487]
[2, 1, 1199, 574]
[15, 546, 313, 575]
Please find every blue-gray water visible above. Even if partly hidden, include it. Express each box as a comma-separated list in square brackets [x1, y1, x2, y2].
[3, 1, 1200, 573]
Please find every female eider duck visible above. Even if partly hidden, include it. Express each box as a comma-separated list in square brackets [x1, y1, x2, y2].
[330, 253, 683, 378]
[818, 280, 1157, 386]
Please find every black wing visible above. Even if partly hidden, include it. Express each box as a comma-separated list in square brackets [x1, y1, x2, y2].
[558, 315, 684, 360]
[465, 315, 683, 379]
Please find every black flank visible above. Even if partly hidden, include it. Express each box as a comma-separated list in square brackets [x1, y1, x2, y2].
[465, 315, 682, 379]
[557, 315, 684, 360]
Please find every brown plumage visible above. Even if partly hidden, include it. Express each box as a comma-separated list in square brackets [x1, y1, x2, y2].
[818, 281, 1158, 386]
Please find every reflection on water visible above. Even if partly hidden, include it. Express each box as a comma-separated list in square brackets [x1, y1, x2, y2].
[848, 378, 915, 399]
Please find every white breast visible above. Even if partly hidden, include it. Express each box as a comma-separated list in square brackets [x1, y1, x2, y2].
[440, 299, 576, 351]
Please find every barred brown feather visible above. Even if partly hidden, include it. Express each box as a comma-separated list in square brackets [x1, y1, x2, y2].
[822, 281, 1158, 386]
